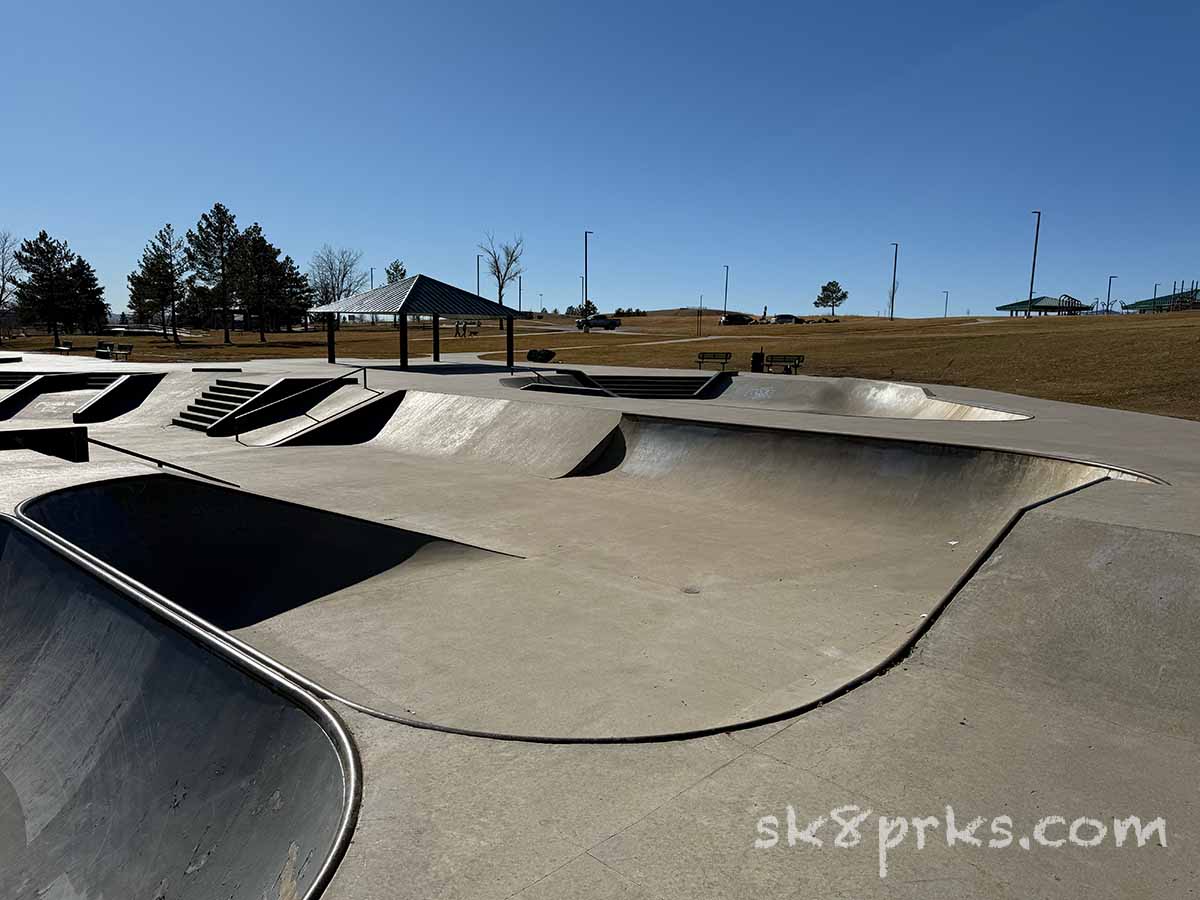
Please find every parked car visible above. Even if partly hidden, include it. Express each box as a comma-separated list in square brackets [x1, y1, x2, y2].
[772, 314, 800, 324]
[719, 313, 755, 326]
[576, 316, 621, 330]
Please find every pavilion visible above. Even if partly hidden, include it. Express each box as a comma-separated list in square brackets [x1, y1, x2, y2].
[1122, 285, 1200, 313]
[995, 294, 1092, 317]
[310, 274, 521, 369]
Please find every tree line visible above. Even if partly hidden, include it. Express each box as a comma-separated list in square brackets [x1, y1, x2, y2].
[127, 202, 364, 345]
[0, 203, 412, 344]
[0, 210, 535, 346]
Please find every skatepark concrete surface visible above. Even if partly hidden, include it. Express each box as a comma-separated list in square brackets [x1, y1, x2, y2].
[0, 517, 357, 900]
[2, 351, 1199, 899]
[505, 368, 1028, 420]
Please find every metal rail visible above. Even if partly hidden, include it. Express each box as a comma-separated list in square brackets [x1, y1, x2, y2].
[230, 366, 380, 441]
[2, 514, 361, 900]
[87, 437, 240, 487]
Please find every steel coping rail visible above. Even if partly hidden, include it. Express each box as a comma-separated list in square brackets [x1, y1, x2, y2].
[87, 437, 241, 487]
[15, 467, 1129, 745]
[0, 513, 363, 900]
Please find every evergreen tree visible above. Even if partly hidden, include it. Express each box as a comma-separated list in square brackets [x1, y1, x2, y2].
[66, 256, 108, 333]
[814, 280, 848, 314]
[276, 255, 314, 330]
[179, 280, 211, 330]
[128, 224, 187, 344]
[186, 203, 239, 343]
[127, 258, 164, 331]
[231, 223, 281, 343]
[385, 259, 408, 283]
[14, 231, 76, 344]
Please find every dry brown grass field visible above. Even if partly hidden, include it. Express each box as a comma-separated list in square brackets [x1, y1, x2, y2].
[5, 310, 1199, 420]
[0, 319, 639, 362]
[489, 310, 1200, 421]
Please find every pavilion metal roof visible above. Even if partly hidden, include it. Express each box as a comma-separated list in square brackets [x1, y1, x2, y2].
[310, 274, 519, 317]
[1122, 289, 1200, 311]
[995, 294, 1092, 312]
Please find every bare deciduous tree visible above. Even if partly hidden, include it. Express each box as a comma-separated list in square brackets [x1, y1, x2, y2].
[0, 230, 19, 339]
[308, 244, 369, 307]
[478, 233, 524, 306]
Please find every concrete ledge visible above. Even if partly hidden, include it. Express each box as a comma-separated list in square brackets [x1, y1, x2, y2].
[0, 424, 89, 462]
[73, 372, 167, 423]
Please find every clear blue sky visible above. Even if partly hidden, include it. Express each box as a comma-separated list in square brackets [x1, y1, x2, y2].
[2, 0, 1196, 317]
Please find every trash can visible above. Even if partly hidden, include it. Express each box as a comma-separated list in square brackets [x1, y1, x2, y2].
[750, 351, 764, 373]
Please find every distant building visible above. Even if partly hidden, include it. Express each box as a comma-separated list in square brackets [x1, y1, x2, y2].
[995, 294, 1091, 317]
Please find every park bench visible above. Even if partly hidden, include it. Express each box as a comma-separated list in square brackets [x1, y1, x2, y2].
[95, 341, 114, 359]
[696, 351, 733, 370]
[111, 343, 133, 361]
[53, 340, 73, 355]
[764, 354, 805, 374]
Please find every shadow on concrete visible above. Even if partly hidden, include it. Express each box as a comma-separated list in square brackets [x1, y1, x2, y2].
[20, 473, 501, 629]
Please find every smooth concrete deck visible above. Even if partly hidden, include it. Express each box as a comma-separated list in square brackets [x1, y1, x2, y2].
[2, 351, 1198, 899]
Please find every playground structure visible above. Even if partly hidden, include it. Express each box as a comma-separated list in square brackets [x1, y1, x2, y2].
[1123, 281, 1200, 313]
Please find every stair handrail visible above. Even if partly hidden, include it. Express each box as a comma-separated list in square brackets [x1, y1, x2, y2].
[227, 366, 379, 439]
[87, 437, 240, 487]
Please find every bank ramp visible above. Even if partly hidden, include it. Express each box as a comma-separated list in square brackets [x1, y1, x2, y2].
[0, 517, 356, 900]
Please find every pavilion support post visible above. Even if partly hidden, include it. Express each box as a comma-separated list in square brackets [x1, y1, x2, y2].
[399, 314, 409, 369]
[325, 313, 336, 363]
[505, 315, 514, 371]
[432, 314, 440, 362]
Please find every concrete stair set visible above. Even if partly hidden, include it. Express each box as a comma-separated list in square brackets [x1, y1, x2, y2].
[172, 379, 268, 432]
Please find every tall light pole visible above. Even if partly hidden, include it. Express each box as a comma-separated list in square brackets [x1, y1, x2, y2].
[476, 254, 482, 296]
[889, 243, 899, 320]
[1107, 274, 1118, 312]
[1153, 282, 1160, 299]
[539, 292, 544, 312]
[698, 294, 703, 337]
[1027, 210, 1041, 319]
[518, 275, 522, 312]
[370, 267, 374, 290]
[723, 264, 730, 313]
[943, 290, 949, 318]
[584, 230, 593, 313]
